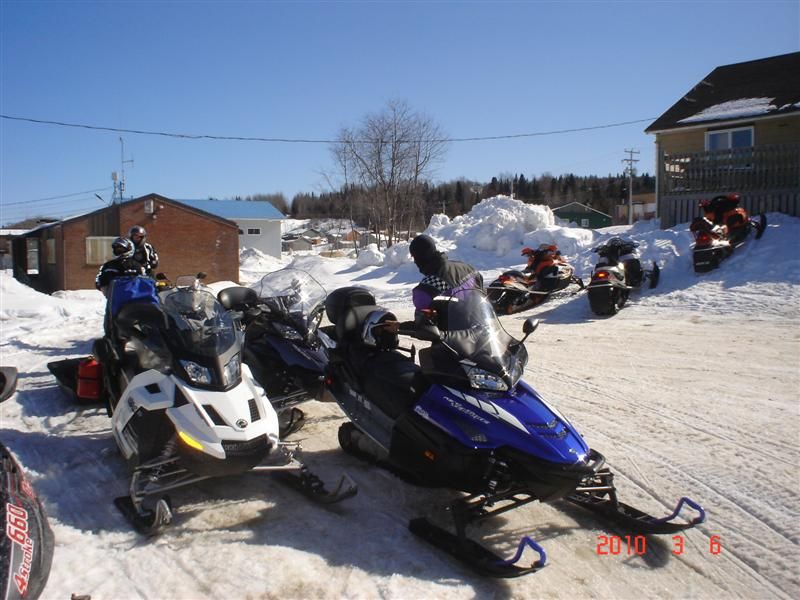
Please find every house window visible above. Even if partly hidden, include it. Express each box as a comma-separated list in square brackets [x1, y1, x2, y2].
[580, 218, 590, 228]
[46, 238, 56, 264]
[26, 238, 39, 275]
[247, 228, 261, 235]
[706, 127, 753, 151]
[85, 236, 117, 265]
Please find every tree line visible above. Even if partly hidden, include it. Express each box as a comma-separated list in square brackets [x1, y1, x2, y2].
[289, 171, 655, 229]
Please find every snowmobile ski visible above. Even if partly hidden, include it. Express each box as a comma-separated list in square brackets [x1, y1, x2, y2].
[113, 495, 173, 536]
[278, 406, 306, 438]
[565, 468, 706, 534]
[274, 465, 357, 504]
[409, 518, 546, 578]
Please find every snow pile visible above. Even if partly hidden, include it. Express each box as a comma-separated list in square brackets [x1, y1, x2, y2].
[239, 246, 289, 285]
[425, 196, 555, 257]
[0, 271, 103, 320]
[355, 243, 384, 267]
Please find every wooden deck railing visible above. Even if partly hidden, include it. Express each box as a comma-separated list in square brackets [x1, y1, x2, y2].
[660, 143, 800, 194]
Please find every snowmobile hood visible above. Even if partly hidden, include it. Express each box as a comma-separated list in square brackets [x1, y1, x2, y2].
[416, 381, 589, 465]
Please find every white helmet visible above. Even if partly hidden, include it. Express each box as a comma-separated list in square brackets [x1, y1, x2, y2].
[361, 310, 398, 350]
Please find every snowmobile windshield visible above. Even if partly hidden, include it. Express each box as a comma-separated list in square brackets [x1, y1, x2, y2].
[161, 286, 237, 357]
[432, 289, 528, 387]
[251, 268, 326, 332]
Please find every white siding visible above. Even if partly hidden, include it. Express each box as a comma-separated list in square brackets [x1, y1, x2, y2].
[234, 218, 282, 258]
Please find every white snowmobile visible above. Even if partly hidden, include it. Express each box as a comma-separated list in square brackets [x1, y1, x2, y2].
[92, 273, 356, 534]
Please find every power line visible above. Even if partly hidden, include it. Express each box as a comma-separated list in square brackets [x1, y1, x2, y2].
[1, 186, 113, 206]
[0, 114, 657, 145]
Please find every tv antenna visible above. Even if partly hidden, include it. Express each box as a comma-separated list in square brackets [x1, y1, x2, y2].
[112, 137, 135, 203]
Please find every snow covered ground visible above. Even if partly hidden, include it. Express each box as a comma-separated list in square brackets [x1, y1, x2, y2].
[1, 197, 798, 599]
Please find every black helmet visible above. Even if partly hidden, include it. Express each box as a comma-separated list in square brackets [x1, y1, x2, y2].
[112, 237, 135, 259]
[129, 225, 147, 239]
[409, 234, 438, 266]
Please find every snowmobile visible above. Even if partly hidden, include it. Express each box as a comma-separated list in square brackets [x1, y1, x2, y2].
[1, 439, 54, 600]
[88, 273, 355, 534]
[323, 286, 705, 577]
[690, 194, 766, 273]
[586, 237, 660, 316]
[218, 268, 333, 438]
[487, 246, 584, 315]
[0, 366, 18, 403]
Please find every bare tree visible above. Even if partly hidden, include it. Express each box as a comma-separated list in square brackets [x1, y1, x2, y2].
[330, 100, 447, 246]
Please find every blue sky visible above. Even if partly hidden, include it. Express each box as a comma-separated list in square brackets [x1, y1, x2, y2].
[1, 0, 798, 225]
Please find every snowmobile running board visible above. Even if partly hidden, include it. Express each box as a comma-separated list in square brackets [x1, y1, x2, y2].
[408, 487, 549, 578]
[565, 468, 706, 534]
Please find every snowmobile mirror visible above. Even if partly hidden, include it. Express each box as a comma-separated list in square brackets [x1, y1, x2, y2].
[218, 286, 258, 311]
[155, 272, 168, 281]
[196, 272, 207, 280]
[522, 318, 539, 336]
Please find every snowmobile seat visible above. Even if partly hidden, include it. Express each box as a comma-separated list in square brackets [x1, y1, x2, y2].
[361, 350, 424, 419]
[325, 286, 376, 325]
[335, 304, 379, 346]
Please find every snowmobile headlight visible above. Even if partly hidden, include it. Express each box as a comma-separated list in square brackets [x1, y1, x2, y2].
[466, 367, 508, 391]
[180, 360, 212, 385]
[273, 322, 303, 341]
[178, 430, 204, 451]
[223, 353, 241, 386]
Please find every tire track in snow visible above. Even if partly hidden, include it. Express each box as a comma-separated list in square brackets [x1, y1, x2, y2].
[540, 365, 798, 543]
[568, 414, 793, 600]
[532, 364, 796, 598]
[536, 363, 795, 468]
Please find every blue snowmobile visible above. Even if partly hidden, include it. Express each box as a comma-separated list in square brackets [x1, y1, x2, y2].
[323, 287, 705, 577]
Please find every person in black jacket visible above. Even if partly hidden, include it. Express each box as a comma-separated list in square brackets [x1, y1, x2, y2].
[408, 234, 483, 310]
[128, 225, 159, 276]
[95, 237, 144, 298]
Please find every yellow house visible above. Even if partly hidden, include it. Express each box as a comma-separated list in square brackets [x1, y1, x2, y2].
[645, 52, 800, 227]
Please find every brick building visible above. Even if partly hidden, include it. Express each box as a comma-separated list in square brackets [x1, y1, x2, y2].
[12, 193, 240, 294]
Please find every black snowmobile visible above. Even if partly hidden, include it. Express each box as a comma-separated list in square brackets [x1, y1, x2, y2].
[322, 287, 706, 577]
[219, 268, 333, 438]
[1, 440, 55, 600]
[587, 237, 660, 316]
[56, 273, 354, 534]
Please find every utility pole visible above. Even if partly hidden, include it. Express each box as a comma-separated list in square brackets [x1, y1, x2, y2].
[622, 148, 640, 225]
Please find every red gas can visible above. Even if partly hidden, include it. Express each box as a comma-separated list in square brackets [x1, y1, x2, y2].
[76, 358, 102, 401]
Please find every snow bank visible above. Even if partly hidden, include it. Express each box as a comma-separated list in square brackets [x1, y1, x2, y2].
[425, 195, 555, 257]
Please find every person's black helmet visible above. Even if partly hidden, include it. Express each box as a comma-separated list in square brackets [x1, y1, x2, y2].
[112, 237, 135, 259]
[409, 234, 439, 267]
[129, 225, 147, 239]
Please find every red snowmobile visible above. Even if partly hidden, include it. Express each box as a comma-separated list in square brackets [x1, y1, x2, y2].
[488, 245, 584, 314]
[690, 194, 766, 273]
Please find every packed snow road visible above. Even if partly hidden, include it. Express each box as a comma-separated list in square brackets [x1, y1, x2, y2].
[1, 280, 797, 599]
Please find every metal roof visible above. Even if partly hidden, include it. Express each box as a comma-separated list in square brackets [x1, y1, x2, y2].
[646, 52, 800, 133]
[176, 199, 285, 220]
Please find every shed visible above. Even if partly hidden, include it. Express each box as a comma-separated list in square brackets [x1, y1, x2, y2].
[552, 202, 612, 228]
[11, 193, 240, 294]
